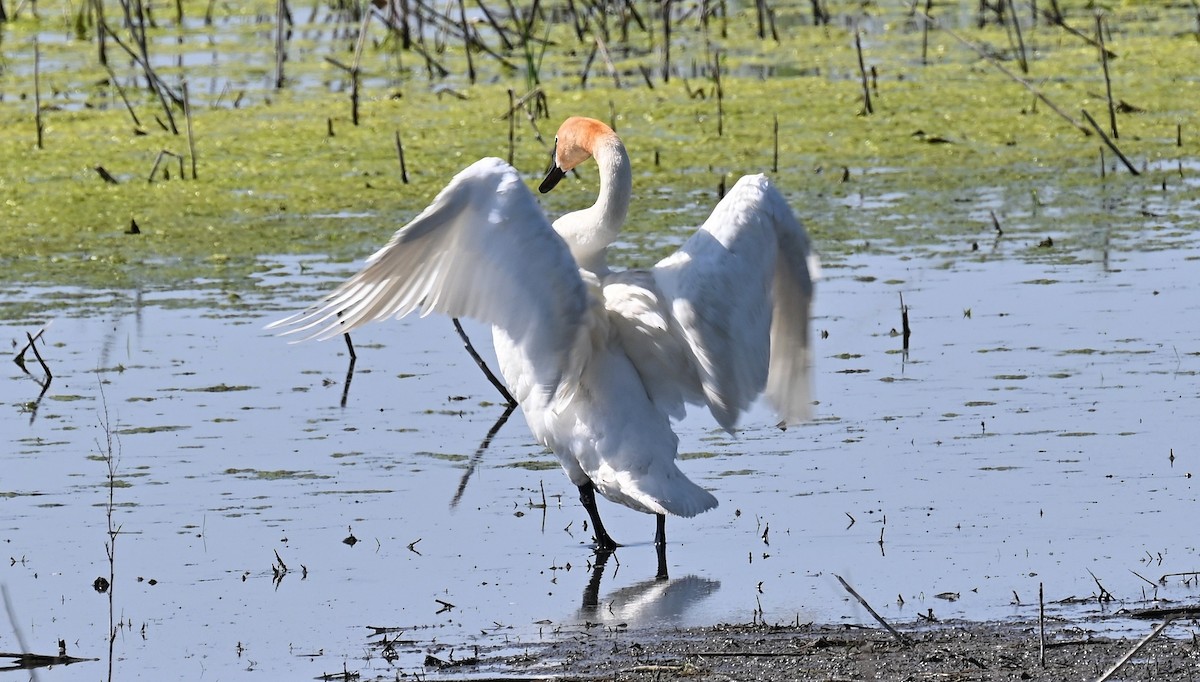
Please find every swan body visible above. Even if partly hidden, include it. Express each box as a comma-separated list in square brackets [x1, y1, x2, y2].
[271, 117, 817, 561]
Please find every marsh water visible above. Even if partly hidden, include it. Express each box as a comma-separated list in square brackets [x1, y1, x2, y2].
[4, 228, 1200, 678]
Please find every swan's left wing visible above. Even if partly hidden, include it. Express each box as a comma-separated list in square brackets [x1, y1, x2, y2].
[653, 174, 816, 430]
[269, 157, 588, 395]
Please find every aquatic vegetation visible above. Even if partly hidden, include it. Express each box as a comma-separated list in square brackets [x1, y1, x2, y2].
[0, 0, 1195, 314]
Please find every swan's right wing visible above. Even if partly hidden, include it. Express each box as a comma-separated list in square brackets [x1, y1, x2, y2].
[269, 157, 588, 395]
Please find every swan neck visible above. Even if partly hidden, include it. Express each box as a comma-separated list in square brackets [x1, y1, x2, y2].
[592, 137, 632, 235]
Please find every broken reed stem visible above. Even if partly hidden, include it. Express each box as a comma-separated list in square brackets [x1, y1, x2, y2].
[452, 318, 516, 406]
[1093, 617, 1176, 682]
[26, 331, 52, 380]
[393, 130, 409, 183]
[924, 13, 1090, 136]
[97, 378, 120, 682]
[1006, 0, 1028, 73]
[458, 0, 476, 84]
[1096, 13, 1117, 139]
[506, 89, 515, 163]
[854, 28, 873, 115]
[147, 149, 184, 182]
[594, 34, 621, 88]
[899, 293, 910, 350]
[183, 81, 197, 179]
[274, 0, 287, 88]
[835, 574, 911, 647]
[772, 114, 778, 173]
[104, 62, 142, 130]
[1039, 582, 1046, 668]
[920, 0, 932, 64]
[661, 0, 671, 83]
[350, 7, 372, 125]
[712, 51, 723, 136]
[1082, 109, 1139, 175]
[34, 34, 43, 149]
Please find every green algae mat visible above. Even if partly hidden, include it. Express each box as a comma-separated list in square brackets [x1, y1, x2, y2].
[0, 0, 1195, 301]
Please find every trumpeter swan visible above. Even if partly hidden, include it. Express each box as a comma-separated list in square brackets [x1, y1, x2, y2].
[270, 117, 817, 574]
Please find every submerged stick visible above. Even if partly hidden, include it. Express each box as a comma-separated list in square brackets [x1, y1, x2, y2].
[451, 318, 516, 406]
[835, 574, 911, 647]
[1082, 109, 1138, 175]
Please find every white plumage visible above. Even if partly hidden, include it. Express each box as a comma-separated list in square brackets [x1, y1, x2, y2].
[270, 117, 817, 564]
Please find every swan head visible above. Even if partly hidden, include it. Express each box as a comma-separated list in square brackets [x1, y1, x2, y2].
[539, 117, 618, 193]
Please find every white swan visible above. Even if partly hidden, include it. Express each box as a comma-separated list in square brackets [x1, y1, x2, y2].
[270, 117, 817, 564]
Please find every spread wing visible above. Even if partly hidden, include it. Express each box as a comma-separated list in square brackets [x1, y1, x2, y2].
[268, 157, 588, 395]
[652, 174, 817, 430]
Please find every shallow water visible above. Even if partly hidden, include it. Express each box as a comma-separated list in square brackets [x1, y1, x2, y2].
[3, 231, 1200, 678]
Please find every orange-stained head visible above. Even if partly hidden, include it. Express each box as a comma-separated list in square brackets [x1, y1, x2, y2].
[539, 117, 617, 193]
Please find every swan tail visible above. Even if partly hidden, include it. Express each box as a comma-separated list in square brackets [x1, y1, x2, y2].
[594, 465, 719, 518]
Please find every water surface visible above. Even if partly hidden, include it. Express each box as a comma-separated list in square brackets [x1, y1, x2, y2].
[3, 234, 1199, 678]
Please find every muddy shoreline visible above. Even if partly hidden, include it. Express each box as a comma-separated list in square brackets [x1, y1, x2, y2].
[407, 618, 1200, 681]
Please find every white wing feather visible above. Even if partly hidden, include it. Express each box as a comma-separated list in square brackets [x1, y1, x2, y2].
[652, 174, 816, 430]
[268, 157, 588, 395]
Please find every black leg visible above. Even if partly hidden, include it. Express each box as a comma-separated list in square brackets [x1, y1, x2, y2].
[578, 482, 620, 551]
[655, 514, 668, 580]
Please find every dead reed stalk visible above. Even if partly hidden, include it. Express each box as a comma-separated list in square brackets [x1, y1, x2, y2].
[33, 35, 43, 149]
[854, 28, 872, 115]
[1096, 13, 1117, 139]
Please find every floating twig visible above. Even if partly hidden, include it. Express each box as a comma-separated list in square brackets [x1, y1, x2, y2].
[1129, 604, 1200, 619]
